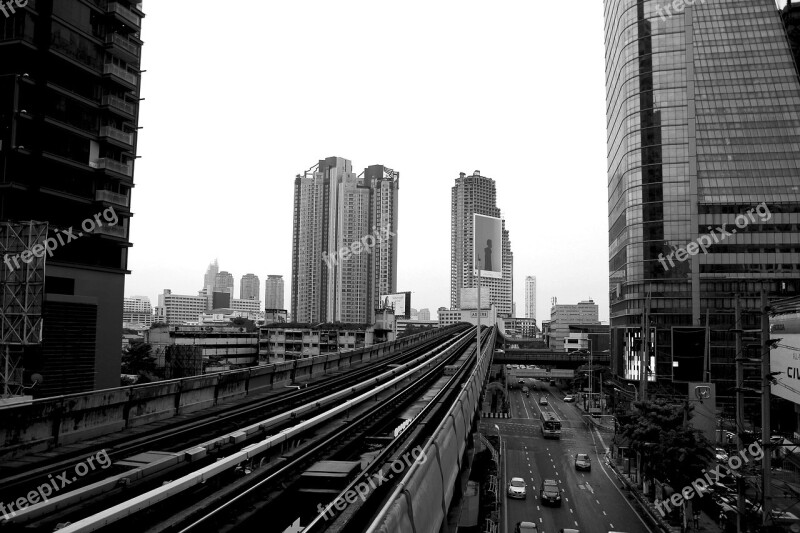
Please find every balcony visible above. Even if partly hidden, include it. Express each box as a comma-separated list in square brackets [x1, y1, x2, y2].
[95, 189, 130, 207]
[93, 224, 127, 238]
[105, 33, 140, 61]
[106, 2, 141, 29]
[100, 125, 134, 146]
[102, 95, 136, 117]
[103, 63, 137, 87]
[90, 158, 132, 177]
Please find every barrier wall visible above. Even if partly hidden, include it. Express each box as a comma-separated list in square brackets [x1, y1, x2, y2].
[367, 328, 496, 533]
[0, 326, 462, 461]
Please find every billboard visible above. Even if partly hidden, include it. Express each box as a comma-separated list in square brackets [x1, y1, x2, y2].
[672, 327, 707, 382]
[380, 292, 411, 319]
[473, 214, 502, 279]
[624, 327, 656, 382]
[771, 315, 800, 406]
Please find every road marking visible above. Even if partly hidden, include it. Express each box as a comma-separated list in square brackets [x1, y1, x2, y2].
[596, 499, 600, 504]
[610, 524, 614, 528]
[570, 508, 574, 513]
[578, 484, 585, 490]
[586, 482, 594, 494]
[603, 511, 607, 516]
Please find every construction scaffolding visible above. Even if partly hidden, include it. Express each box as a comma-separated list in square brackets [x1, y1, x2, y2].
[0, 221, 47, 397]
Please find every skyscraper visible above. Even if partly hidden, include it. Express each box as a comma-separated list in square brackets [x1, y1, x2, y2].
[265, 275, 285, 310]
[525, 276, 537, 321]
[291, 157, 399, 324]
[240, 274, 260, 301]
[451, 171, 513, 316]
[203, 260, 219, 291]
[605, 0, 800, 407]
[215, 271, 234, 295]
[0, 1, 144, 396]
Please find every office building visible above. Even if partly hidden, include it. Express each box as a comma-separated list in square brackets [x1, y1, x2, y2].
[203, 259, 219, 292]
[259, 323, 392, 361]
[157, 290, 207, 325]
[525, 276, 537, 321]
[265, 275, 284, 310]
[215, 271, 234, 295]
[291, 157, 399, 324]
[605, 0, 800, 408]
[0, 1, 144, 396]
[418, 308, 431, 321]
[231, 298, 261, 314]
[547, 299, 599, 351]
[450, 171, 513, 316]
[146, 325, 258, 377]
[240, 273, 260, 301]
[123, 296, 153, 328]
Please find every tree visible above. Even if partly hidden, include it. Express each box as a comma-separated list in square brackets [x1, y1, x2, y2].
[231, 316, 258, 332]
[619, 399, 714, 489]
[122, 341, 157, 376]
[398, 324, 435, 339]
[150, 322, 167, 329]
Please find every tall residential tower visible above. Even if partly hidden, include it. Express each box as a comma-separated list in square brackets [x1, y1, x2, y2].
[240, 274, 260, 301]
[525, 276, 537, 321]
[451, 171, 513, 316]
[265, 275, 285, 310]
[291, 157, 399, 324]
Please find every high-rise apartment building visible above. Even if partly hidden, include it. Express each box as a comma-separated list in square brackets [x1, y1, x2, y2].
[0, 1, 144, 396]
[240, 273, 260, 301]
[203, 259, 219, 292]
[123, 296, 153, 328]
[451, 171, 513, 316]
[291, 157, 399, 324]
[215, 271, 234, 295]
[525, 276, 537, 321]
[605, 0, 800, 407]
[265, 275, 285, 310]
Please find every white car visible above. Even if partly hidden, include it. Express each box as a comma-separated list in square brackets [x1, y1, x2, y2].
[507, 477, 527, 499]
[715, 447, 729, 463]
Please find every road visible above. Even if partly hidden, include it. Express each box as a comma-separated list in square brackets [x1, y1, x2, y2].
[483, 379, 655, 533]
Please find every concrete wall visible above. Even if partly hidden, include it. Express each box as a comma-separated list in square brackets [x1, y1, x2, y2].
[0, 326, 459, 461]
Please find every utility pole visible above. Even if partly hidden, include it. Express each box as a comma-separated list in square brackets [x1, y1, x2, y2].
[761, 289, 772, 527]
[640, 295, 650, 402]
[734, 294, 745, 533]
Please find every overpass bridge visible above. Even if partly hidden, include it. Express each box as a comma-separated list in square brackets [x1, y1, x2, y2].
[494, 349, 610, 368]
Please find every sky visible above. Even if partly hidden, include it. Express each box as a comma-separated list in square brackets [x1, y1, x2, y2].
[128, 0, 786, 324]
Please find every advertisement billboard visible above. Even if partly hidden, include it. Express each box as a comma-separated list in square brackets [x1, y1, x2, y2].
[672, 327, 707, 382]
[380, 292, 411, 319]
[473, 214, 502, 279]
[624, 327, 656, 382]
[771, 315, 800, 406]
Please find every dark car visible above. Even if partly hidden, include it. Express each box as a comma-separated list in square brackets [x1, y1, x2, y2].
[515, 522, 539, 533]
[574, 453, 591, 471]
[540, 479, 562, 506]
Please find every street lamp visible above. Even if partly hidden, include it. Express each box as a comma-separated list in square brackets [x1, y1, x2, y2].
[627, 383, 639, 402]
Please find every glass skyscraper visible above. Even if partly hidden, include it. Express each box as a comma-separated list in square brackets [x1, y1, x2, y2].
[605, 0, 800, 410]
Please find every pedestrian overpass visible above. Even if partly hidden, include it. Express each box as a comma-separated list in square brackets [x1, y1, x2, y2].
[494, 350, 610, 369]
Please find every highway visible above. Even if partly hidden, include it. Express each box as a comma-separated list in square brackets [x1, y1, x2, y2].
[484, 379, 655, 533]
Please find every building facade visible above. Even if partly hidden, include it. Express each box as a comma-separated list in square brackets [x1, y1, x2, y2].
[291, 157, 399, 324]
[259, 324, 392, 361]
[0, 1, 144, 396]
[265, 274, 284, 310]
[157, 289, 207, 325]
[215, 271, 234, 295]
[605, 0, 800, 408]
[123, 296, 153, 328]
[240, 273, 260, 301]
[146, 325, 258, 377]
[548, 299, 600, 351]
[450, 171, 513, 316]
[525, 276, 537, 321]
[203, 259, 219, 292]
[231, 298, 261, 314]
[418, 308, 431, 321]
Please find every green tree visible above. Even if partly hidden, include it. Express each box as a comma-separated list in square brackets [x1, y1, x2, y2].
[231, 316, 258, 332]
[619, 399, 713, 489]
[398, 324, 435, 339]
[122, 341, 157, 376]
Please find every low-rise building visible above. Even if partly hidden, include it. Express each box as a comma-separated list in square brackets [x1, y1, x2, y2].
[438, 306, 498, 328]
[259, 318, 395, 361]
[145, 325, 259, 377]
[396, 319, 438, 336]
[502, 317, 537, 338]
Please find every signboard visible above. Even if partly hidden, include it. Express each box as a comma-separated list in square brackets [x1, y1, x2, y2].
[771, 315, 800, 406]
[380, 292, 411, 319]
[473, 214, 502, 279]
[672, 327, 706, 382]
[688, 382, 716, 443]
[624, 327, 656, 382]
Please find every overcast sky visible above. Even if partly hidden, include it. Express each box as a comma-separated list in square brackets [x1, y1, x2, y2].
[124, 0, 789, 324]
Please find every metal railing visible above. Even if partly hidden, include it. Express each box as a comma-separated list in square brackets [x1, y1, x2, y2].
[99, 126, 133, 145]
[89, 158, 132, 177]
[103, 63, 137, 86]
[106, 33, 140, 57]
[102, 95, 136, 115]
[95, 189, 130, 207]
[106, 2, 141, 28]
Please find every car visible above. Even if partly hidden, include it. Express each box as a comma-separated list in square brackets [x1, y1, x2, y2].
[507, 477, 527, 499]
[563, 395, 575, 403]
[540, 478, 562, 506]
[515, 522, 539, 533]
[518, 378, 525, 384]
[715, 447, 729, 463]
[549, 380, 557, 386]
[539, 396, 548, 406]
[574, 453, 591, 471]
[559, 530, 580, 533]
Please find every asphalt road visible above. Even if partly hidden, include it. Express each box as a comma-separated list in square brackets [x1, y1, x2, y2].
[485, 379, 656, 533]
